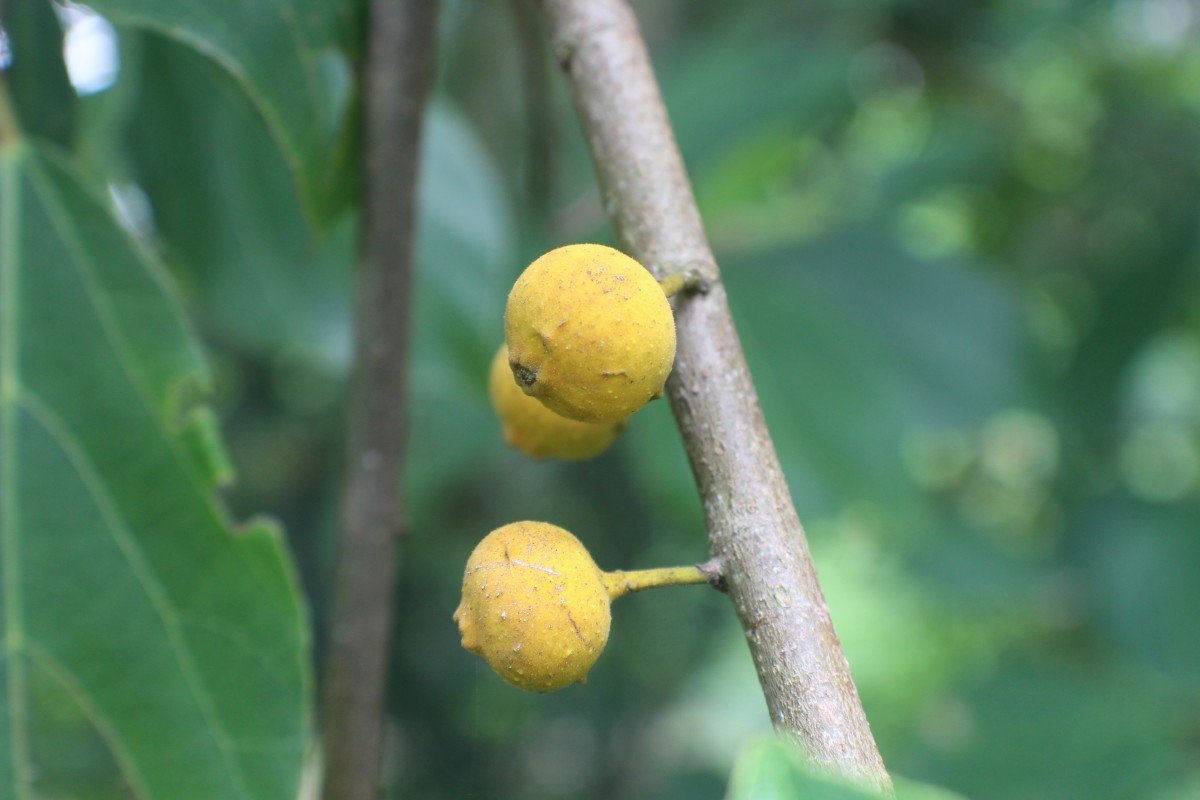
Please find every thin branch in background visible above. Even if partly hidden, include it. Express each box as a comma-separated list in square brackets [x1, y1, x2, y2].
[0, 80, 16, 148]
[537, 0, 892, 793]
[320, 0, 437, 798]
[0, 5, 13, 148]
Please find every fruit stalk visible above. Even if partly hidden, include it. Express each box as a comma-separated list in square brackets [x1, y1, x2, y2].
[603, 562, 723, 600]
[538, 0, 893, 794]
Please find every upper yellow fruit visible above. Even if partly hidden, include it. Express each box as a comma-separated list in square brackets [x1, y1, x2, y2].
[504, 244, 676, 423]
[489, 345, 625, 460]
[452, 521, 611, 692]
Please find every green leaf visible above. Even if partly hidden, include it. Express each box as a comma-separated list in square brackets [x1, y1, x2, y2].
[87, 0, 358, 222]
[406, 100, 518, 518]
[1083, 500, 1200, 688]
[726, 736, 966, 800]
[3, 0, 75, 147]
[893, 776, 969, 800]
[0, 140, 310, 797]
[662, 19, 851, 167]
[726, 735, 883, 800]
[727, 230, 1023, 524]
[909, 657, 1182, 800]
[124, 34, 353, 364]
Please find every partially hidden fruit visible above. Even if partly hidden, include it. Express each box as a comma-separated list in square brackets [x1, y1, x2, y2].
[489, 344, 625, 460]
[505, 244, 676, 423]
[453, 521, 611, 692]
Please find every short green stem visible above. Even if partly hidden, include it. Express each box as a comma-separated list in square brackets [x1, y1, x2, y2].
[658, 270, 705, 298]
[603, 558, 724, 600]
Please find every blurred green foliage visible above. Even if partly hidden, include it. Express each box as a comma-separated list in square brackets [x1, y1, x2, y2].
[7, 0, 1200, 797]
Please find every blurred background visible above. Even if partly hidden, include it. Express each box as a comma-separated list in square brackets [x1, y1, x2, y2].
[23, 0, 1200, 797]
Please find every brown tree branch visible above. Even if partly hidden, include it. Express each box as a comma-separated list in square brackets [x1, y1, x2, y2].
[537, 0, 892, 793]
[320, 0, 437, 798]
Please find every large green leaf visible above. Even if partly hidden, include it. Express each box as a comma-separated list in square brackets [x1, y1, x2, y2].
[125, 34, 353, 364]
[0, 138, 309, 797]
[85, 0, 358, 222]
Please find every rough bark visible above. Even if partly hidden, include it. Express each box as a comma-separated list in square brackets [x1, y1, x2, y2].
[537, 0, 892, 792]
[320, 1, 437, 798]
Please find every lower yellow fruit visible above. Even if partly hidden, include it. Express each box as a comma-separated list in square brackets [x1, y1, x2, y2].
[504, 244, 676, 423]
[452, 521, 611, 692]
[489, 345, 625, 460]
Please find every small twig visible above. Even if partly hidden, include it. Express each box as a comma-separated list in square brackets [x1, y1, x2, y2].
[537, 0, 892, 793]
[319, 1, 437, 799]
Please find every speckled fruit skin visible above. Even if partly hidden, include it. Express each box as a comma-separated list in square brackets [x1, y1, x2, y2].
[489, 345, 625, 461]
[453, 521, 611, 692]
[504, 244, 676, 423]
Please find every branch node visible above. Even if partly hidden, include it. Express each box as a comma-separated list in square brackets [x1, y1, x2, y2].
[696, 558, 727, 592]
[659, 269, 710, 299]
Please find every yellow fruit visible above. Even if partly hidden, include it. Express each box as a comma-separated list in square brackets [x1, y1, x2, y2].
[453, 521, 611, 692]
[504, 244, 676, 423]
[488, 345, 625, 460]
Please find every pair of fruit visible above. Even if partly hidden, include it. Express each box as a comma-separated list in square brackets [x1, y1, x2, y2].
[490, 243, 677, 461]
[458, 244, 713, 693]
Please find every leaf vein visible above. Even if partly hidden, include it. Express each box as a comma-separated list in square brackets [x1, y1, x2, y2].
[23, 643, 151, 800]
[1, 143, 33, 800]
[19, 391, 252, 800]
